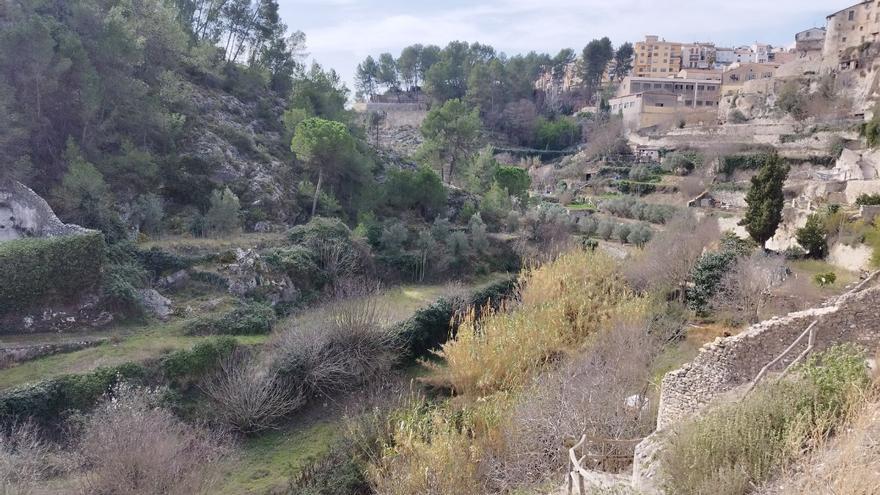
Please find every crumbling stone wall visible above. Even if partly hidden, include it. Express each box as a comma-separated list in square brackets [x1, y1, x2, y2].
[0, 181, 88, 240]
[657, 284, 880, 430]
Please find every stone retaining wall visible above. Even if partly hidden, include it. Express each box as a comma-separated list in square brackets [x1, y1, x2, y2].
[656, 284, 880, 430]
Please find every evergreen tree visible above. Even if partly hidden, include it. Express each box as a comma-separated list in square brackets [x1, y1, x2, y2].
[740, 155, 789, 247]
[613, 42, 634, 81]
[795, 213, 828, 258]
[356, 56, 379, 99]
[417, 99, 481, 184]
[581, 37, 614, 100]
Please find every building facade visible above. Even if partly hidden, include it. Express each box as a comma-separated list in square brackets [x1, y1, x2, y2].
[681, 43, 717, 69]
[621, 77, 721, 109]
[720, 62, 780, 94]
[824, 1, 880, 70]
[634, 36, 683, 77]
[795, 27, 827, 56]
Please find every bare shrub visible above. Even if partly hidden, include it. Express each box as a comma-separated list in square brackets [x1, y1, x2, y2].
[76, 383, 229, 495]
[200, 351, 303, 434]
[313, 239, 360, 288]
[624, 214, 719, 296]
[489, 309, 684, 490]
[709, 252, 787, 324]
[0, 422, 59, 495]
[268, 283, 402, 397]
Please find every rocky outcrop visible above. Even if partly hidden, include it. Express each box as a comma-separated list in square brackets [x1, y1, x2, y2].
[136, 289, 173, 320]
[0, 181, 89, 241]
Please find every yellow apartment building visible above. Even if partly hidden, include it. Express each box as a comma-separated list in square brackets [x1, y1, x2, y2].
[634, 36, 683, 77]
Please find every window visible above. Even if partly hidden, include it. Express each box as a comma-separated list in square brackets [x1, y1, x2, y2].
[698, 85, 705, 90]
[685, 100, 693, 106]
[849, 10, 855, 21]
[655, 103, 665, 107]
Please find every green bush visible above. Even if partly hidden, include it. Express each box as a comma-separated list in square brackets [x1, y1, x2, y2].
[265, 246, 323, 288]
[161, 337, 238, 385]
[0, 362, 148, 427]
[384, 166, 448, 220]
[796, 213, 828, 259]
[184, 303, 276, 336]
[814, 271, 837, 287]
[719, 152, 772, 175]
[288, 217, 352, 245]
[395, 276, 518, 360]
[135, 247, 193, 277]
[0, 233, 105, 316]
[662, 345, 869, 495]
[856, 193, 880, 206]
[534, 117, 580, 150]
[688, 250, 738, 314]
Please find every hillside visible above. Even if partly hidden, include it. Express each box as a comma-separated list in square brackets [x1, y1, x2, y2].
[2, 1, 880, 495]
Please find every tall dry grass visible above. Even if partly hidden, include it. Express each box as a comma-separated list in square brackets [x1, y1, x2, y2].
[429, 249, 636, 397]
[368, 249, 648, 494]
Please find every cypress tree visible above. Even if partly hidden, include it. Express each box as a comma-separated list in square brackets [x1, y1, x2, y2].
[740, 154, 789, 247]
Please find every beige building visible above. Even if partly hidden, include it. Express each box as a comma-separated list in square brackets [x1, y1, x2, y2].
[677, 68, 723, 80]
[620, 77, 721, 109]
[634, 36, 683, 77]
[824, 1, 880, 70]
[612, 76, 721, 130]
[720, 62, 780, 94]
[796, 27, 826, 57]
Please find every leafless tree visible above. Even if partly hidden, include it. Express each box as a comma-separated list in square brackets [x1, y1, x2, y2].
[710, 252, 788, 325]
[200, 351, 303, 434]
[624, 214, 719, 297]
[76, 383, 229, 495]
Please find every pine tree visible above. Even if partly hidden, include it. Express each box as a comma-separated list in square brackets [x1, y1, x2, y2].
[740, 154, 789, 247]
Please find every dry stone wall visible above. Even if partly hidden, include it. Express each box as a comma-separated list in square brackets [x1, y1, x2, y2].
[656, 283, 880, 430]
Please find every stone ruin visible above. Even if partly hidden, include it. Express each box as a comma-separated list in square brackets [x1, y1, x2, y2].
[0, 180, 88, 241]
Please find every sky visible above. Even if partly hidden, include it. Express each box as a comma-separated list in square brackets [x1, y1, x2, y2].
[277, 0, 856, 90]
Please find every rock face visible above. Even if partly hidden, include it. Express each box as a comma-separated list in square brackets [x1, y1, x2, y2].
[137, 289, 173, 320]
[0, 181, 89, 241]
[223, 248, 298, 305]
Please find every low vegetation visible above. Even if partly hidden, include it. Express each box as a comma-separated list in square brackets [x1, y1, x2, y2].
[662, 345, 872, 495]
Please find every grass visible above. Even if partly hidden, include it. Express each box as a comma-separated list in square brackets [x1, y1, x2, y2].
[219, 419, 341, 495]
[0, 318, 267, 390]
[790, 259, 857, 288]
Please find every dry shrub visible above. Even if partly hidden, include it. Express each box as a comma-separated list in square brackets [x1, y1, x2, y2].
[773, 395, 880, 495]
[662, 345, 870, 495]
[709, 252, 787, 325]
[0, 422, 59, 495]
[489, 308, 684, 490]
[624, 214, 719, 295]
[365, 393, 505, 495]
[268, 281, 402, 397]
[429, 249, 634, 398]
[200, 351, 302, 434]
[76, 383, 229, 495]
